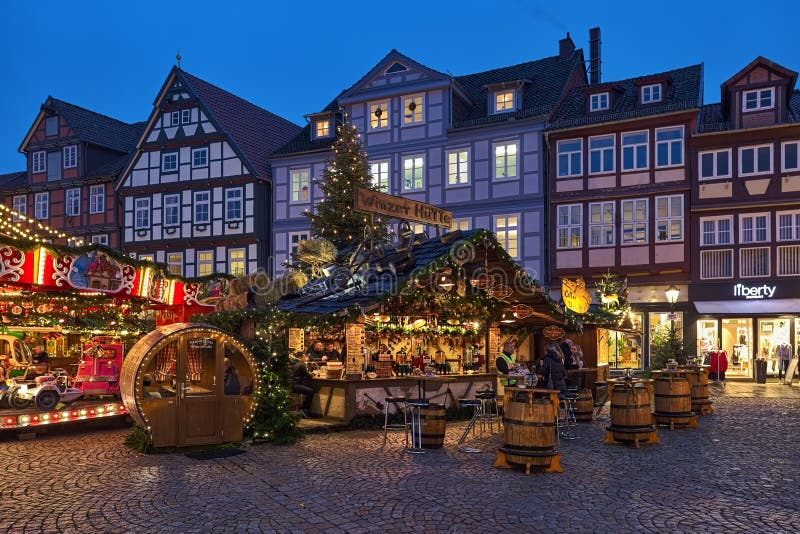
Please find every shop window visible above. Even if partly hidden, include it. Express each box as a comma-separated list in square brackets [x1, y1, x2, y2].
[600, 326, 643, 369]
[758, 319, 791, 376]
[721, 318, 752, 376]
[696, 319, 719, 356]
[649, 312, 683, 368]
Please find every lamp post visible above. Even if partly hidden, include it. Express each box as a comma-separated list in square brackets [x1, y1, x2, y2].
[665, 284, 681, 364]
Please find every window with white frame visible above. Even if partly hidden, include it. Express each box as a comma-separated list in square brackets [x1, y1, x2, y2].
[557, 139, 582, 177]
[290, 168, 310, 202]
[194, 191, 210, 224]
[589, 135, 615, 174]
[403, 94, 424, 124]
[170, 111, 180, 126]
[590, 92, 609, 111]
[63, 145, 77, 168]
[403, 155, 424, 190]
[91, 234, 109, 246]
[621, 131, 648, 171]
[641, 84, 662, 103]
[369, 100, 389, 130]
[782, 141, 799, 172]
[451, 218, 471, 231]
[228, 249, 246, 277]
[777, 210, 800, 241]
[167, 252, 183, 276]
[181, 109, 191, 124]
[740, 213, 769, 243]
[589, 201, 615, 247]
[163, 194, 180, 227]
[655, 194, 683, 242]
[655, 126, 683, 167]
[134, 198, 150, 229]
[34, 192, 49, 220]
[557, 204, 583, 249]
[289, 232, 309, 256]
[225, 188, 242, 221]
[192, 147, 208, 168]
[743, 87, 774, 112]
[739, 144, 773, 176]
[12, 195, 25, 220]
[162, 152, 178, 172]
[699, 149, 731, 180]
[32, 151, 46, 173]
[89, 184, 104, 214]
[700, 216, 733, 246]
[369, 160, 389, 192]
[494, 215, 519, 258]
[447, 150, 469, 185]
[494, 91, 515, 113]
[65, 188, 80, 216]
[494, 142, 518, 179]
[197, 251, 214, 277]
[315, 119, 330, 138]
[621, 198, 648, 245]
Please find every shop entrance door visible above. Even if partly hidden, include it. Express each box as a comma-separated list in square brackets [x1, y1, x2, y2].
[177, 334, 222, 446]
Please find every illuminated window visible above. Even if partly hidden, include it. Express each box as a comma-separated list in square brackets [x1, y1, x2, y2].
[290, 168, 310, 202]
[589, 201, 615, 247]
[228, 249, 245, 277]
[451, 218, 471, 231]
[403, 155, 424, 191]
[494, 215, 519, 258]
[655, 194, 683, 242]
[369, 100, 389, 130]
[557, 204, 582, 248]
[197, 251, 214, 277]
[621, 198, 648, 245]
[138, 254, 154, 262]
[369, 160, 389, 192]
[494, 142, 518, 179]
[315, 119, 330, 138]
[167, 252, 183, 276]
[447, 150, 469, 185]
[403, 94, 424, 124]
[494, 91, 514, 113]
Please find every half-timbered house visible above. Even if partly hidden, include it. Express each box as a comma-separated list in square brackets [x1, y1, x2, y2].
[1, 97, 143, 247]
[270, 34, 591, 282]
[116, 67, 301, 277]
[690, 57, 800, 379]
[545, 63, 703, 371]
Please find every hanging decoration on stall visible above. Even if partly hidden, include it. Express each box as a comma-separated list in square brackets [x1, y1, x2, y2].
[543, 325, 566, 341]
[561, 277, 591, 314]
[288, 328, 304, 356]
[0, 246, 25, 281]
[511, 304, 534, 320]
[345, 323, 366, 378]
[597, 272, 628, 310]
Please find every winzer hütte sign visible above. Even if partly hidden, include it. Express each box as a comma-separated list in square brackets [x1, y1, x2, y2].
[354, 187, 452, 228]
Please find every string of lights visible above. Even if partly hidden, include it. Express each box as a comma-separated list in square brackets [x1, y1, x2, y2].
[0, 204, 84, 245]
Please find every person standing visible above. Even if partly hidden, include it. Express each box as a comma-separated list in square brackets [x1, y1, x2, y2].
[496, 341, 521, 386]
[289, 355, 317, 418]
[541, 343, 567, 391]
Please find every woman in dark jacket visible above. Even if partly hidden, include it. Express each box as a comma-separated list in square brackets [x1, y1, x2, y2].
[541, 342, 567, 391]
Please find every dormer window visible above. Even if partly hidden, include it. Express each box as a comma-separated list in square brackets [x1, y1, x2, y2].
[590, 92, 609, 112]
[743, 87, 774, 112]
[494, 91, 515, 113]
[641, 84, 662, 104]
[369, 101, 389, 130]
[315, 119, 331, 138]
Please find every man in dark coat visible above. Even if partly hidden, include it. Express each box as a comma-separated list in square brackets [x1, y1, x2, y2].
[541, 343, 567, 391]
[289, 356, 316, 418]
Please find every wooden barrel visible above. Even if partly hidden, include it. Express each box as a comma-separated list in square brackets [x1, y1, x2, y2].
[420, 404, 446, 449]
[682, 366, 712, 414]
[652, 372, 693, 426]
[574, 389, 594, 422]
[609, 383, 654, 443]
[502, 394, 556, 467]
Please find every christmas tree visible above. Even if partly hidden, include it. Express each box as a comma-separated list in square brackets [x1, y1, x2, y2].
[304, 120, 389, 251]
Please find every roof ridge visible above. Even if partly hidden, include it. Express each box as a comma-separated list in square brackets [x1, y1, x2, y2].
[573, 63, 703, 90]
[47, 96, 138, 127]
[454, 53, 566, 80]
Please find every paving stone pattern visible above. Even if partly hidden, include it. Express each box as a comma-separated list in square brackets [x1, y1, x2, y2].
[1, 384, 799, 533]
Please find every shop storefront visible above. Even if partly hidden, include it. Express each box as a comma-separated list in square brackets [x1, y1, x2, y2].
[691, 280, 800, 380]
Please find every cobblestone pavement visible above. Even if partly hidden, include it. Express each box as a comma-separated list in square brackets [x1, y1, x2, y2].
[1, 384, 799, 533]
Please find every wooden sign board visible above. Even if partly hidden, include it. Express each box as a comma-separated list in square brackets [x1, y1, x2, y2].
[785, 357, 798, 385]
[354, 187, 453, 228]
[345, 323, 366, 375]
[562, 277, 591, 314]
[488, 327, 500, 361]
[288, 328, 305, 356]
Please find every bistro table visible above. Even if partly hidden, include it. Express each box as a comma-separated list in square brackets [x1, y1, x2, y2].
[415, 375, 457, 404]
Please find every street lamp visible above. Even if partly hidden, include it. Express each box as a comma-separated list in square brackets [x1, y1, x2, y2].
[665, 284, 680, 309]
[664, 284, 681, 366]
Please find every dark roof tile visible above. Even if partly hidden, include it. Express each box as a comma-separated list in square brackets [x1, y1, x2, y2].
[43, 98, 143, 153]
[0, 171, 27, 190]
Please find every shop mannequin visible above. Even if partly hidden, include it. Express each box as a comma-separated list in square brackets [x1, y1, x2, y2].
[776, 342, 793, 380]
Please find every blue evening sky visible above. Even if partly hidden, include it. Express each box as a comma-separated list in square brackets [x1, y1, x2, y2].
[0, 0, 795, 173]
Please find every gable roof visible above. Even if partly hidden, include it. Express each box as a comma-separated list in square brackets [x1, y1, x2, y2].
[179, 69, 302, 177]
[698, 89, 800, 133]
[546, 64, 703, 130]
[272, 49, 586, 157]
[721, 56, 798, 93]
[19, 97, 143, 154]
[0, 171, 27, 191]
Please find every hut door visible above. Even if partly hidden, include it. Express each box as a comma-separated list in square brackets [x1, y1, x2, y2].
[177, 334, 223, 446]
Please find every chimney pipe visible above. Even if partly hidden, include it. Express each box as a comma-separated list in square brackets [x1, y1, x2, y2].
[589, 27, 601, 84]
[559, 32, 575, 60]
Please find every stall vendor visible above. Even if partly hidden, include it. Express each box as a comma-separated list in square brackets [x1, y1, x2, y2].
[496, 341, 522, 386]
[324, 342, 341, 362]
[307, 340, 327, 362]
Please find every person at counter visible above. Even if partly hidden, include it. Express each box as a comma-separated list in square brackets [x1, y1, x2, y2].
[496, 341, 522, 386]
[289, 355, 317, 418]
[540, 343, 567, 391]
[324, 342, 341, 362]
[307, 340, 327, 363]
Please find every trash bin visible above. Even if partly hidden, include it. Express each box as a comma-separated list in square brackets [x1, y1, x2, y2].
[755, 358, 767, 384]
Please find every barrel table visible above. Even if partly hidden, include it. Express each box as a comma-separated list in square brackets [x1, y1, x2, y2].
[573, 389, 594, 422]
[651, 369, 699, 429]
[681, 365, 713, 415]
[495, 387, 562, 474]
[419, 403, 447, 449]
[603, 378, 659, 448]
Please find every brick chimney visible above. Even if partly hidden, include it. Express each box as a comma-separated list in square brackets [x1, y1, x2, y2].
[559, 32, 576, 60]
[589, 27, 601, 84]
